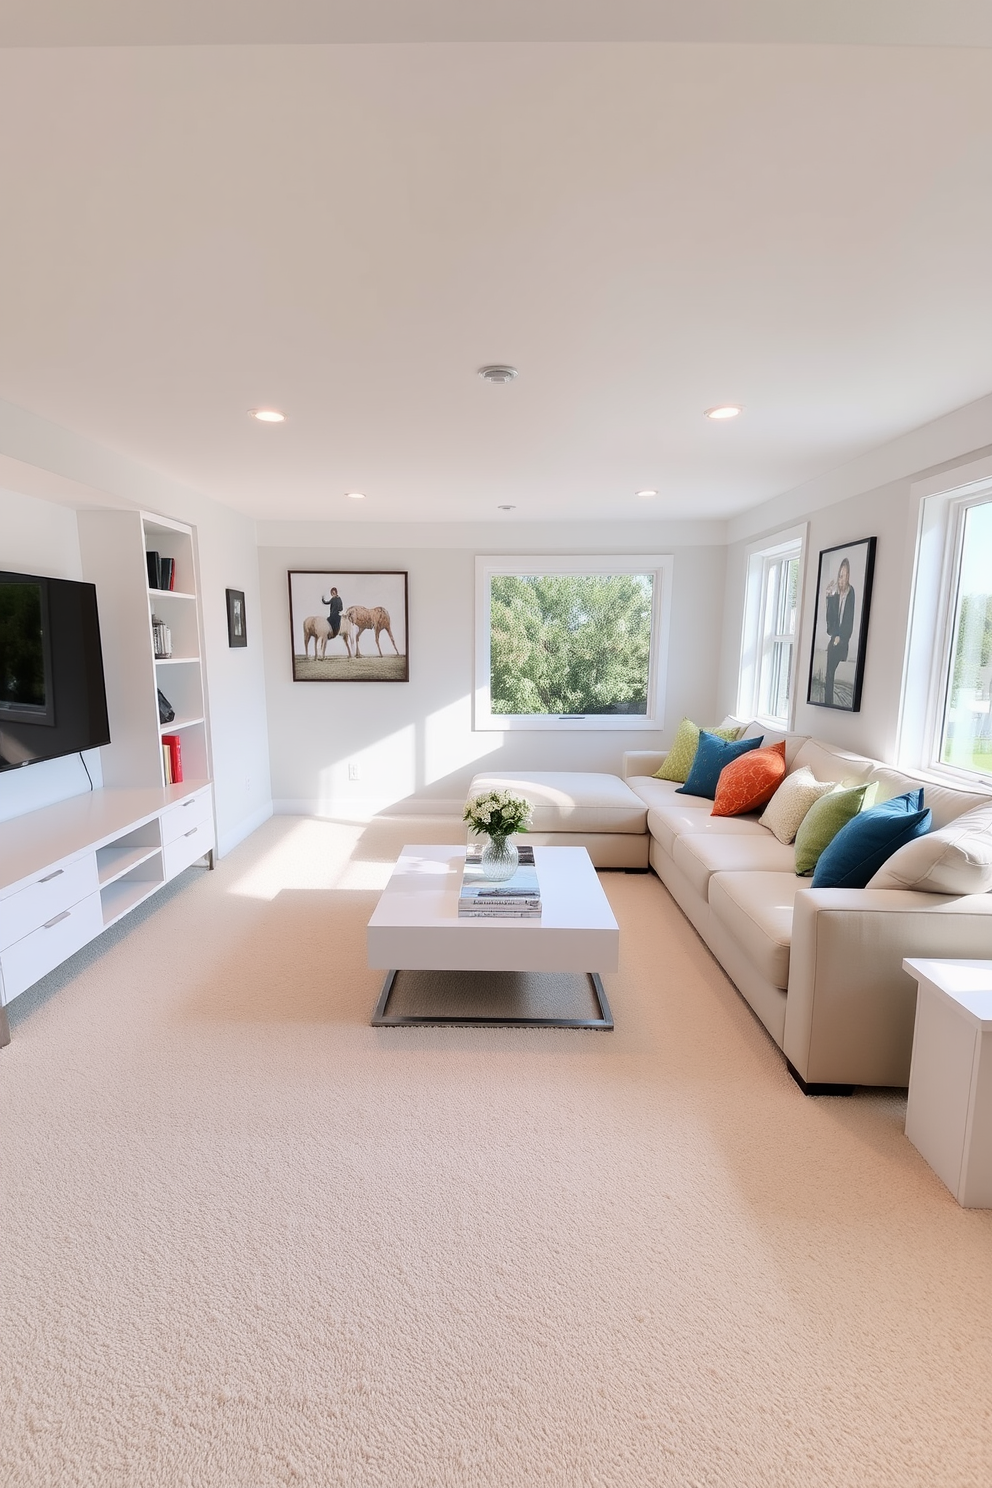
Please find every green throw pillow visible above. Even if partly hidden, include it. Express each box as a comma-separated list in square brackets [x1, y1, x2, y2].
[654, 718, 742, 783]
[794, 782, 878, 876]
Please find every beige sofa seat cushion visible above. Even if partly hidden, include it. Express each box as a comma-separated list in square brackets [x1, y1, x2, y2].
[865, 765, 990, 830]
[467, 771, 647, 835]
[709, 872, 804, 989]
[791, 739, 876, 785]
[672, 831, 799, 900]
[629, 777, 767, 856]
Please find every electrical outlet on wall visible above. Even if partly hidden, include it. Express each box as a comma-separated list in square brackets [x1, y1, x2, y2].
[348, 762, 361, 781]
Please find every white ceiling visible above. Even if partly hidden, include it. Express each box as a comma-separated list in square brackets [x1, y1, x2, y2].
[4, 1, 992, 48]
[1, 36, 991, 523]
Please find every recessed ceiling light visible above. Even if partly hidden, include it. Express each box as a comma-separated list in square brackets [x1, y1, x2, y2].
[345, 491, 366, 500]
[636, 489, 658, 498]
[497, 504, 516, 510]
[479, 365, 518, 384]
[249, 408, 285, 423]
[704, 405, 743, 420]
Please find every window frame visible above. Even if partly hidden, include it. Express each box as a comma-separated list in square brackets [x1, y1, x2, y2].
[473, 554, 674, 732]
[736, 525, 807, 729]
[906, 481, 992, 788]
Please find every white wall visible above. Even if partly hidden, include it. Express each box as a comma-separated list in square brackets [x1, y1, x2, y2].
[716, 392, 992, 763]
[258, 521, 727, 816]
[0, 401, 273, 852]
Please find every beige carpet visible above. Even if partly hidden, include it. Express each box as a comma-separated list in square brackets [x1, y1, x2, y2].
[2, 814, 991, 1488]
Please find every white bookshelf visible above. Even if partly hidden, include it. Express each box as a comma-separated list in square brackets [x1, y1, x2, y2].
[77, 509, 212, 792]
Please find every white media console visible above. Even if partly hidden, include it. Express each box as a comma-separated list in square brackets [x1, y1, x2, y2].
[0, 782, 215, 1047]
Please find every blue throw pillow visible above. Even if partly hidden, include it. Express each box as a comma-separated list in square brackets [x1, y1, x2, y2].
[811, 790, 931, 889]
[676, 731, 764, 799]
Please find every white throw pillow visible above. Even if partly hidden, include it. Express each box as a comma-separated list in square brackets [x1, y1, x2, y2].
[867, 800, 992, 894]
[759, 766, 837, 844]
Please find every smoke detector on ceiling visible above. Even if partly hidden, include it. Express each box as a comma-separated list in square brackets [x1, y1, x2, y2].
[478, 365, 518, 383]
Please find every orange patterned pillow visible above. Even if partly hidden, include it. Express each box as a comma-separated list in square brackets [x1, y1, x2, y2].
[711, 741, 787, 817]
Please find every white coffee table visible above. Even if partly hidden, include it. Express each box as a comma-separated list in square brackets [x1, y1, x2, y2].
[367, 844, 619, 1030]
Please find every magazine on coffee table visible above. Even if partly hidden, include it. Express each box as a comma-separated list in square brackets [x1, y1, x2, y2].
[459, 844, 542, 918]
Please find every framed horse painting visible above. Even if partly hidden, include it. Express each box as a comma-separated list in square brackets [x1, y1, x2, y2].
[287, 570, 409, 682]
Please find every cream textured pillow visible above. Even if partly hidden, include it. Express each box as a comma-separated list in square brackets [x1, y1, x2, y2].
[759, 766, 838, 844]
[867, 800, 992, 894]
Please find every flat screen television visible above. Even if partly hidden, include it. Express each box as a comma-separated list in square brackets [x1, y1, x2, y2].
[0, 570, 111, 773]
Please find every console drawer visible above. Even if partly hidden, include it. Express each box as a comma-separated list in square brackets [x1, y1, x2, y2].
[161, 790, 212, 845]
[163, 817, 214, 879]
[0, 854, 100, 952]
[0, 891, 104, 1003]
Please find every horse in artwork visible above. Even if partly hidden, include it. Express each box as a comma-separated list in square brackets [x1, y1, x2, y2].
[344, 605, 400, 658]
[302, 614, 352, 659]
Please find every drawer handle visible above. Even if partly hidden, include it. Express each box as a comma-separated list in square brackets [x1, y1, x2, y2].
[44, 910, 71, 930]
[182, 798, 196, 808]
[184, 828, 198, 838]
[39, 869, 65, 883]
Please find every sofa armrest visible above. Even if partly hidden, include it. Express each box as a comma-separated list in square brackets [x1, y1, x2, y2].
[784, 887, 992, 1088]
[623, 751, 665, 780]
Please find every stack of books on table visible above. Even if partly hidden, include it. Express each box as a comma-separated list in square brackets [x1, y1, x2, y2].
[458, 844, 542, 919]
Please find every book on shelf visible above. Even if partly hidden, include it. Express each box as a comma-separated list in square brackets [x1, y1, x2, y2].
[162, 743, 173, 785]
[151, 617, 172, 658]
[458, 845, 541, 918]
[146, 550, 161, 590]
[161, 733, 183, 784]
[160, 557, 176, 591]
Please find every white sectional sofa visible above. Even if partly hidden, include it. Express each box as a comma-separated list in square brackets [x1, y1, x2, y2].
[624, 729, 992, 1093]
[469, 732, 992, 1093]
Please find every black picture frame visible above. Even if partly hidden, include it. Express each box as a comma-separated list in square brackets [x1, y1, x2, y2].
[226, 588, 247, 648]
[806, 536, 876, 712]
[287, 570, 409, 682]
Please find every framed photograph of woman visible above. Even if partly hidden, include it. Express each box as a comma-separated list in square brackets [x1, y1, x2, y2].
[806, 537, 876, 711]
[287, 570, 409, 682]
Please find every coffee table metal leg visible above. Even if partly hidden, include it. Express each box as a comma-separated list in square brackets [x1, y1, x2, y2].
[371, 969, 399, 1026]
[371, 969, 614, 1031]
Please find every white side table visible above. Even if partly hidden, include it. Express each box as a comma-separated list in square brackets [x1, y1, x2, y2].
[903, 959, 992, 1208]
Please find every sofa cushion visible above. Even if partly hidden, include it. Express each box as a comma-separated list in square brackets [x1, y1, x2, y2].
[652, 717, 742, 782]
[794, 782, 877, 875]
[758, 766, 839, 843]
[677, 732, 764, 799]
[672, 832, 799, 900]
[738, 722, 810, 770]
[466, 772, 647, 835]
[865, 766, 990, 830]
[867, 799, 992, 894]
[811, 790, 931, 889]
[712, 741, 787, 817]
[629, 780, 768, 856]
[708, 872, 804, 989]
[790, 739, 876, 785]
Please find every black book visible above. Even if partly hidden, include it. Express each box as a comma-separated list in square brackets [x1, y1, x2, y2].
[160, 557, 175, 591]
[146, 550, 162, 590]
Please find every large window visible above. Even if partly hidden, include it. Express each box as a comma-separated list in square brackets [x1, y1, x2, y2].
[737, 528, 805, 728]
[936, 497, 992, 780]
[474, 555, 673, 731]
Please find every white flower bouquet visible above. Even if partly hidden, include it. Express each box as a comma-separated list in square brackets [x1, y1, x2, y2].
[463, 789, 533, 840]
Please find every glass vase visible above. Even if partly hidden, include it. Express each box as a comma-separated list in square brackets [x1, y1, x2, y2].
[480, 835, 519, 882]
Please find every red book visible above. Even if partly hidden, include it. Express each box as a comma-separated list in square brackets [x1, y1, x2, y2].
[161, 733, 183, 784]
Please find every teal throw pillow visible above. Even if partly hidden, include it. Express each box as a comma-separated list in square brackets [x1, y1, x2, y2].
[676, 731, 764, 800]
[811, 790, 931, 889]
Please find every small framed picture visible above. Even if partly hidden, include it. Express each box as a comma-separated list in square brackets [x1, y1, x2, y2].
[806, 537, 876, 712]
[287, 570, 409, 681]
[226, 588, 247, 648]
